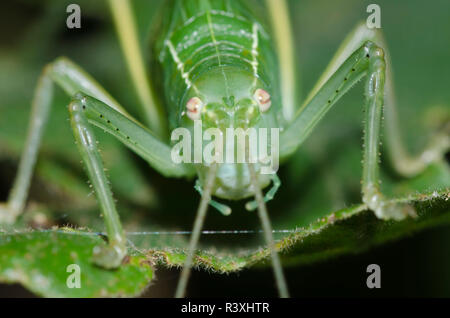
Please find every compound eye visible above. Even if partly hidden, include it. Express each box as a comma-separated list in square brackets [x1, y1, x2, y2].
[253, 88, 271, 112]
[186, 97, 203, 120]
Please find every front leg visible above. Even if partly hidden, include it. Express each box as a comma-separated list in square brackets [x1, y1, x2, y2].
[281, 39, 416, 220]
[65, 92, 191, 268]
[0, 57, 133, 224]
[361, 45, 416, 220]
[285, 23, 449, 176]
[69, 97, 126, 268]
[0, 58, 192, 268]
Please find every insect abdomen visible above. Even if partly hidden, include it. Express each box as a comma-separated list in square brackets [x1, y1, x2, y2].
[153, 0, 279, 129]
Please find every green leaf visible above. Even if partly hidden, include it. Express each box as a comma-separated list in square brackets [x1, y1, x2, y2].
[126, 188, 450, 272]
[1, 187, 448, 298]
[0, 228, 153, 297]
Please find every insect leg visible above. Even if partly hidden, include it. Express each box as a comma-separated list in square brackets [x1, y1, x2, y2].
[108, 0, 166, 138]
[360, 47, 416, 220]
[194, 180, 231, 216]
[67, 92, 192, 268]
[0, 58, 114, 223]
[69, 94, 192, 178]
[245, 174, 281, 211]
[0, 57, 128, 223]
[0, 58, 189, 268]
[248, 164, 289, 298]
[376, 37, 449, 177]
[0, 66, 53, 224]
[280, 39, 416, 220]
[293, 22, 449, 176]
[0, 57, 182, 224]
[68, 97, 126, 268]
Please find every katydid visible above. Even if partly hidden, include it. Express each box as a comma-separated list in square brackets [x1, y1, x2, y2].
[0, 0, 448, 299]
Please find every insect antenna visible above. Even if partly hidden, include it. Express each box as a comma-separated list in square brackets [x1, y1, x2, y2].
[247, 163, 290, 298]
[175, 163, 218, 298]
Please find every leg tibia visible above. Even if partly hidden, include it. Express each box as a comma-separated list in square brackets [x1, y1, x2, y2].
[245, 174, 281, 211]
[362, 47, 385, 190]
[361, 47, 415, 220]
[0, 66, 53, 223]
[69, 99, 126, 268]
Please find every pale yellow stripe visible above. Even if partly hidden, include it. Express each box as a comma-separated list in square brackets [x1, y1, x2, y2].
[108, 0, 166, 137]
[266, 0, 297, 121]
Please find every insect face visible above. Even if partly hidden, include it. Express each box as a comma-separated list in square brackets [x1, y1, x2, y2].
[182, 69, 276, 200]
[184, 67, 271, 130]
[191, 97, 262, 130]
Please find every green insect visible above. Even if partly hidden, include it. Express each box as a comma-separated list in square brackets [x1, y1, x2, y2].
[0, 0, 448, 298]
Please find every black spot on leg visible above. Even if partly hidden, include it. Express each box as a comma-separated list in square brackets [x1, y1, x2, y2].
[100, 114, 103, 118]
[344, 77, 348, 81]
[107, 120, 111, 124]
[366, 54, 370, 58]
[352, 68, 356, 72]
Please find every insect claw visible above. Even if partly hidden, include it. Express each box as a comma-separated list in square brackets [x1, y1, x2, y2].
[92, 242, 127, 269]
